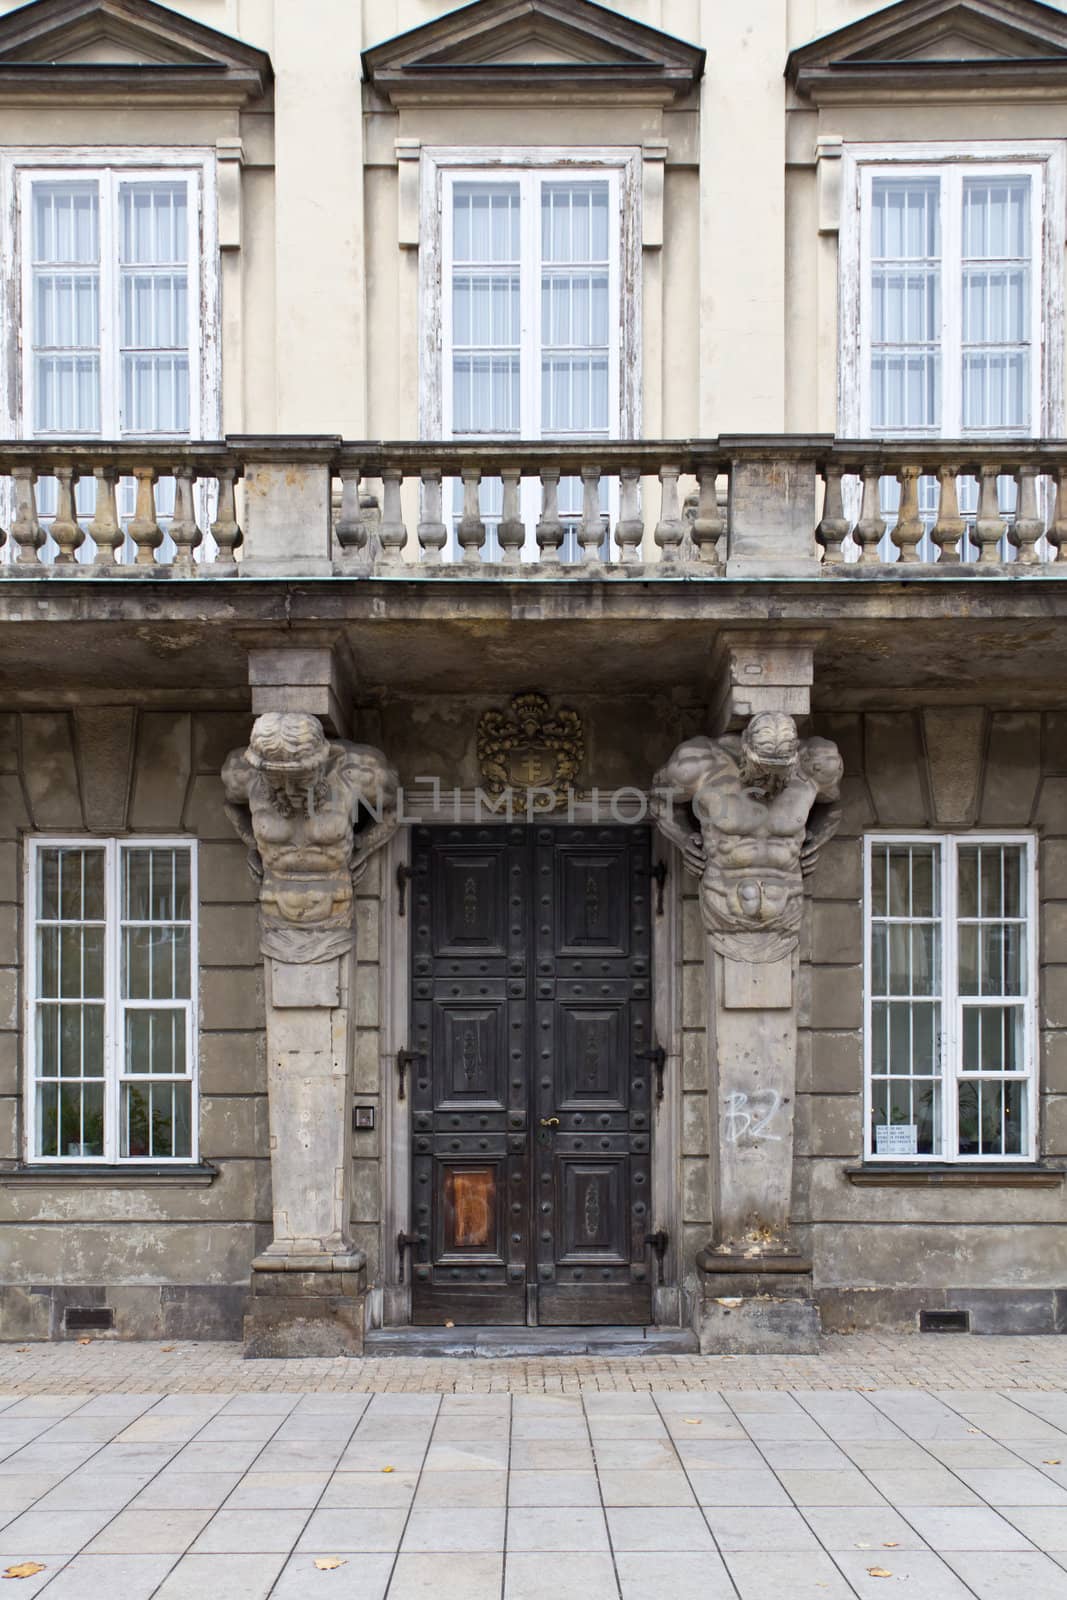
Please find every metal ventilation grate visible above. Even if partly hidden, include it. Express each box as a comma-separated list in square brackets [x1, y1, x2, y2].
[919, 1309, 970, 1333]
[64, 1307, 114, 1333]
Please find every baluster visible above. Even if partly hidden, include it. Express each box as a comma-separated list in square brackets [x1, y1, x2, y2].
[49, 466, 83, 565]
[415, 466, 447, 563]
[90, 467, 122, 565]
[210, 465, 242, 567]
[815, 464, 849, 565]
[11, 467, 44, 565]
[930, 463, 964, 562]
[1013, 462, 1042, 565]
[536, 466, 563, 563]
[975, 464, 1004, 564]
[457, 466, 485, 563]
[128, 466, 162, 565]
[893, 464, 923, 563]
[169, 467, 202, 572]
[497, 466, 524, 565]
[654, 465, 683, 561]
[613, 467, 644, 562]
[1048, 465, 1067, 564]
[578, 464, 603, 562]
[336, 465, 369, 562]
[854, 463, 885, 563]
[379, 467, 408, 563]
[690, 463, 723, 563]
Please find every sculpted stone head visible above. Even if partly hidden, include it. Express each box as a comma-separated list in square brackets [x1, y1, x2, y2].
[247, 712, 330, 799]
[739, 711, 800, 797]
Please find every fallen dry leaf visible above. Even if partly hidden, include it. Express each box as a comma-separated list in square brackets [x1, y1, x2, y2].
[381, 1466, 394, 1473]
[681, 1418, 702, 1425]
[1044, 1459, 1062, 1466]
[160, 1346, 175, 1353]
[15, 1348, 28, 1354]
[883, 1541, 899, 1548]
[867, 1568, 893, 1580]
[967, 1427, 981, 1434]
[443, 1320, 455, 1328]
[3, 1564, 46, 1580]
[76, 1338, 92, 1346]
[313, 1557, 347, 1571]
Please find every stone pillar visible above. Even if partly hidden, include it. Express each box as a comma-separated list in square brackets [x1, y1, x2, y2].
[231, 437, 339, 577]
[652, 689, 842, 1353]
[222, 707, 397, 1356]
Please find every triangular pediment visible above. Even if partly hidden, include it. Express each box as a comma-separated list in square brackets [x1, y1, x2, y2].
[363, 0, 704, 106]
[0, 0, 271, 101]
[788, 0, 1067, 100]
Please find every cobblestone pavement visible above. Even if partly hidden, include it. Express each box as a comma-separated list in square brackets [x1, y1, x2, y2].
[2, 1332, 1067, 1394]
[2, 1380, 1067, 1598]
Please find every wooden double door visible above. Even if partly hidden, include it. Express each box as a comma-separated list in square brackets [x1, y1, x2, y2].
[408, 824, 655, 1326]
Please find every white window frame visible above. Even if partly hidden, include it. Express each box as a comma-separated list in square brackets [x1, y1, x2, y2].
[839, 141, 1065, 439]
[862, 832, 1038, 1164]
[0, 147, 220, 439]
[23, 836, 200, 1166]
[419, 145, 642, 444]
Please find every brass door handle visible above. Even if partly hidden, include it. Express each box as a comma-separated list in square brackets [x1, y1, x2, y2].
[539, 1117, 560, 1127]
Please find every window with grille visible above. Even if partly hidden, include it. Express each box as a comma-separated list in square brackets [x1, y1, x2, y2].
[4, 155, 218, 562]
[862, 167, 1039, 438]
[440, 166, 622, 560]
[26, 839, 198, 1164]
[864, 836, 1037, 1162]
[24, 170, 202, 439]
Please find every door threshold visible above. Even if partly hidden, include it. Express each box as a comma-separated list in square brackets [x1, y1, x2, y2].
[364, 1326, 699, 1358]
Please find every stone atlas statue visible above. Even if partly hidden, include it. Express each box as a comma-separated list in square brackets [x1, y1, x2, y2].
[651, 711, 843, 962]
[222, 711, 398, 964]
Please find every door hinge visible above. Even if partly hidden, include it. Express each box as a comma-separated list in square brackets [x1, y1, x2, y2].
[397, 1230, 423, 1283]
[636, 1043, 667, 1104]
[395, 1047, 424, 1101]
[646, 1229, 669, 1283]
[652, 859, 668, 915]
[396, 862, 414, 916]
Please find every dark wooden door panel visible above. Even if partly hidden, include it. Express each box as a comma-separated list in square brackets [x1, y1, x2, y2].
[411, 823, 652, 1327]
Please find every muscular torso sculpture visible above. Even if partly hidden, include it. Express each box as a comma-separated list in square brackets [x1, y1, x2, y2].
[652, 712, 843, 962]
[223, 712, 398, 963]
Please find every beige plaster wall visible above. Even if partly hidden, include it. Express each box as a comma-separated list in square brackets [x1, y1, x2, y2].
[7, 0, 1065, 440]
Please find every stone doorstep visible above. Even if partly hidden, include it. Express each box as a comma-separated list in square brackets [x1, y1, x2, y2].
[363, 1326, 700, 1358]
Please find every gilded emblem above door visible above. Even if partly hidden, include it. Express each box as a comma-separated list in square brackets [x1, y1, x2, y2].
[477, 692, 584, 812]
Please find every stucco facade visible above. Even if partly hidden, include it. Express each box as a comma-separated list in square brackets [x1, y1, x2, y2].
[1, 0, 1066, 1350]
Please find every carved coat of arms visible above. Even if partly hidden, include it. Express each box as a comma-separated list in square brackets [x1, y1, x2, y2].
[477, 692, 584, 811]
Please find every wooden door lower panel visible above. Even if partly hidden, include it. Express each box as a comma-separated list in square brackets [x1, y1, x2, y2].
[412, 1284, 526, 1326]
[537, 1283, 651, 1326]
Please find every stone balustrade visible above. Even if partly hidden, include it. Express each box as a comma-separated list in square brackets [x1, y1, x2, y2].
[0, 435, 1064, 576]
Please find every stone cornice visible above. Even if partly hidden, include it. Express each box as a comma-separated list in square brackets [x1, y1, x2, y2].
[788, 0, 1067, 105]
[362, 0, 704, 108]
[0, 0, 272, 107]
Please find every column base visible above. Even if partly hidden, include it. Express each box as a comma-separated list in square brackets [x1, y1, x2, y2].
[243, 1252, 366, 1359]
[695, 1250, 821, 1354]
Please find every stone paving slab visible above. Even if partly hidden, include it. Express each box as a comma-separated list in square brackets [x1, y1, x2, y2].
[0, 1378, 1066, 1595]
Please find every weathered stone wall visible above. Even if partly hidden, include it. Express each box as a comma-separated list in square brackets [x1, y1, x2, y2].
[798, 709, 1067, 1334]
[0, 708, 269, 1340]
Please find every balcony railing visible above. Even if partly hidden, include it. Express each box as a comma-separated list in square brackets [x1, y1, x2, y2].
[0, 437, 1064, 576]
